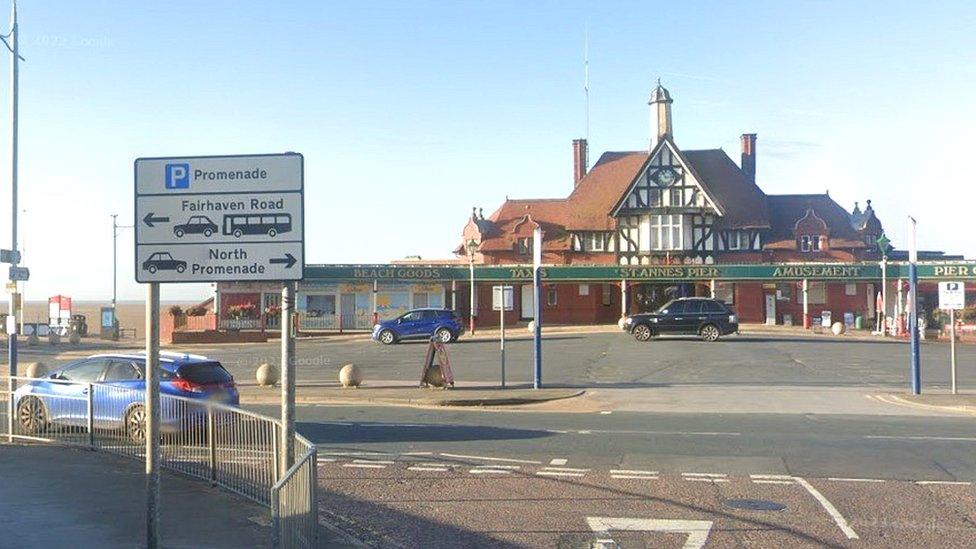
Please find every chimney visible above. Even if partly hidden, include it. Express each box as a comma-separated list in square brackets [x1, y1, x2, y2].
[572, 138, 588, 187]
[740, 133, 757, 184]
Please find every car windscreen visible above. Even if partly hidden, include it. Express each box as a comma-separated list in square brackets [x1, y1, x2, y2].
[177, 362, 233, 384]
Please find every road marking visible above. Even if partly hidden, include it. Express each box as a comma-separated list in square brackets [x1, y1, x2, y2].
[685, 477, 729, 483]
[613, 469, 659, 476]
[916, 480, 972, 486]
[320, 451, 392, 457]
[794, 477, 859, 540]
[402, 451, 433, 456]
[753, 480, 794, 485]
[418, 462, 455, 467]
[318, 457, 336, 463]
[611, 474, 659, 480]
[578, 430, 592, 434]
[536, 471, 586, 478]
[469, 469, 511, 475]
[828, 477, 885, 483]
[342, 463, 386, 469]
[587, 517, 712, 549]
[439, 452, 542, 465]
[472, 464, 520, 470]
[408, 466, 448, 472]
[864, 435, 976, 442]
[599, 411, 612, 415]
[682, 473, 727, 478]
[542, 466, 591, 473]
[750, 474, 793, 480]
[353, 459, 394, 465]
[549, 458, 568, 466]
[584, 429, 741, 437]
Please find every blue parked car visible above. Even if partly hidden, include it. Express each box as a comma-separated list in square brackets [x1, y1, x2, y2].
[372, 308, 464, 345]
[14, 352, 239, 442]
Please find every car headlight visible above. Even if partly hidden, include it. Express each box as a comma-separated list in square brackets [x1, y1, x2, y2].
[729, 315, 737, 323]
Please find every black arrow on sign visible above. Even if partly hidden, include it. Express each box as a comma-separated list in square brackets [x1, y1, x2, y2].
[269, 253, 297, 269]
[143, 212, 170, 228]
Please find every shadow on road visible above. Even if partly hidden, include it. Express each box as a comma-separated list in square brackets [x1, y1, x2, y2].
[298, 421, 552, 444]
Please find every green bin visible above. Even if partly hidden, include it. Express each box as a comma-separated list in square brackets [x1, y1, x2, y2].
[854, 315, 864, 330]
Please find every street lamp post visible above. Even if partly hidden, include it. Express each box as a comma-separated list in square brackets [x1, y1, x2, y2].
[907, 217, 921, 395]
[466, 239, 477, 335]
[112, 214, 132, 336]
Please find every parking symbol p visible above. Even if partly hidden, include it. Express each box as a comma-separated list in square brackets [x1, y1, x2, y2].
[165, 163, 190, 189]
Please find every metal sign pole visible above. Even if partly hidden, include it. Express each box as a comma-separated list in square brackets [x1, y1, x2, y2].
[532, 227, 542, 389]
[7, 0, 19, 408]
[145, 282, 161, 548]
[950, 308, 957, 395]
[280, 281, 296, 476]
[500, 295, 505, 388]
[908, 217, 921, 395]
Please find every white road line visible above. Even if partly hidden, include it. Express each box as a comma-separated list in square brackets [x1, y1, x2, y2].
[916, 480, 972, 486]
[418, 462, 455, 467]
[828, 477, 885, 483]
[752, 480, 794, 485]
[612, 469, 659, 475]
[682, 473, 727, 478]
[473, 465, 521, 470]
[353, 459, 394, 465]
[408, 466, 448, 472]
[750, 474, 792, 480]
[864, 435, 976, 442]
[440, 452, 542, 465]
[599, 411, 612, 415]
[542, 467, 591, 473]
[342, 463, 386, 469]
[320, 451, 392, 457]
[794, 477, 859, 540]
[469, 469, 511, 475]
[402, 451, 433, 456]
[549, 458, 568, 466]
[611, 475, 659, 480]
[318, 458, 336, 463]
[685, 477, 729, 483]
[578, 430, 592, 434]
[536, 471, 585, 478]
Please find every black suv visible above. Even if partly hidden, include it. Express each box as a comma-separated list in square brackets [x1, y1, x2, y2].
[623, 297, 738, 342]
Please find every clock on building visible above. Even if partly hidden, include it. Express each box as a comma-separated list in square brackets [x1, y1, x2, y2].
[653, 168, 677, 186]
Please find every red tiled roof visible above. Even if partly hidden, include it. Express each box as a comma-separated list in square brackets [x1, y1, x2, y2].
[766, 194, 866, 249]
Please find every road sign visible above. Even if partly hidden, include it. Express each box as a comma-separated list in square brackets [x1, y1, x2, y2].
[0, 249, 20, 264]
[938, 281, 965, 310]
[134, 153, 304, 283]
[8, 266, 29, 281]
[492, 285, 514, 311]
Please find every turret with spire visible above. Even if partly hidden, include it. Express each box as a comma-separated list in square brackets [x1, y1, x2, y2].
[648, 78, 673, 150]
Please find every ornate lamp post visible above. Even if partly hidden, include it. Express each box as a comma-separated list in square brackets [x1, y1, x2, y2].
[466, 238, 478, 335]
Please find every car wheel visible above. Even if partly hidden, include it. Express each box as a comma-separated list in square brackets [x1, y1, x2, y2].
[268, 229, 277, 237]
[174, 228, 185, 238]
[176, 264, 186, 273]
[435, 328, 453, 343]
[700, 324, 720, 342]
[632, 324, 653, 342]
[148, 265, 157, 274]
[234, 229, 243, 238]
[17, 396, 47, 434]
[378, 329, 396, 345]
[125, 405, 146, 443]
[203, 228, 213, 237]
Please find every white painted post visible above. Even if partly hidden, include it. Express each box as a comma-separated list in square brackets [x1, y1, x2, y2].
[621, 280, 628, 318]
[145, 282, 160, 549]
[896, 277, 904, 336]
[950, 308, 957, 395]
[802, 279, 809, 329]
[709, 279, 716, 299]
[280, 282, 296, 476]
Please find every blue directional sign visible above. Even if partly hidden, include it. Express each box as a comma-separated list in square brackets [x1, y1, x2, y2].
[8, 266, 29, 281]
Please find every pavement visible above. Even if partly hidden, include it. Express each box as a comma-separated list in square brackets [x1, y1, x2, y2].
[0, 443, 271, 548]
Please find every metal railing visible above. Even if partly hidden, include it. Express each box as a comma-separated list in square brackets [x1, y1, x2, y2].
[2, 375, 317, 547]
[297, 312, 373, 331]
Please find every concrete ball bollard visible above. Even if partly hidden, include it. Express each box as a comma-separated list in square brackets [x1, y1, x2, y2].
[527, 320, 536, 333]
[68, 331, 81, 345]
[48, 332, 61, 346]
[27, 333, 39, 346]
[831, 322, 846, 336]
[339, 364, 362, 388]
[255, 363, 279, 387]
[25, 362, 47, 378]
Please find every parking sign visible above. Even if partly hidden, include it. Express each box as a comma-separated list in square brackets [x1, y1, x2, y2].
[938, 281, 965, 310]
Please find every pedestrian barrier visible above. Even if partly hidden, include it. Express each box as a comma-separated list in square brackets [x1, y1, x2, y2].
[1, 375, 316, 548]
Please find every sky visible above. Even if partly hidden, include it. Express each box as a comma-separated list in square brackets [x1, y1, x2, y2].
[0, 0, 973, 301]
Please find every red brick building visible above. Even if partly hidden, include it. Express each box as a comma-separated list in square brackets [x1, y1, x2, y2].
[454, 83, 888, 325]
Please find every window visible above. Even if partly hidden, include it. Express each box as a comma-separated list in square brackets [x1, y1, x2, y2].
[776, 283, 793, 302]
[703, 301, 726, 314]
[714, 282, 735, 304]
[413, 292, 429, 308]
[808, 282, 827, 304]
[586, 233, 605, 252]
[602, 284, 612, 306]
[650, 188, 662, 207]
[664, 300, 687, 314]
[547, 287, 558, 306]
[739, 232, 751, 250]
[800, 236, 811, 252]
[103, 360, 141, 382]
[650, 214, 683, 250]
[669, 188, 683, 206]
[402, 311, 424, 322]
[61, 359, 109, 382]
[517, 237, 531, 255]
[684, 300, 704, 315]
[579, 284, 590, 296]
[812, 235, 821, 251]
[728, 231, 740, 250]
[619, 216, 640, 252]
[845, 283, 857, 296]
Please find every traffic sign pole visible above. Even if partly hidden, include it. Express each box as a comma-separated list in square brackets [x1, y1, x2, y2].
[532, 227, 542, 389]
[145, 282, 161, 548]
[908, 217, 921, 395]
[500, 297, 505, 388]
[950, 308, 957, 395]
[7, 1, 19, 428]
[280, 281, 296, 476]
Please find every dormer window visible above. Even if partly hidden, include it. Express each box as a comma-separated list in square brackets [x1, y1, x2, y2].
[586, 233, 606, 252]
[800, 235, 822, 252]
[517, 237, 532, 255]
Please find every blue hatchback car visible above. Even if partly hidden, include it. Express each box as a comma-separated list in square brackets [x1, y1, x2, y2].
[372, 308, 464, 345]
[13, 352, 239, 442]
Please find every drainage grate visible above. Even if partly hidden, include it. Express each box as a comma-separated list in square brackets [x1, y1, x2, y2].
[724, 498, 787, 512]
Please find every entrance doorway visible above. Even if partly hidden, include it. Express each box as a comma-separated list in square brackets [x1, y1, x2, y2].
[764, 294, 776, 325]
[632, 283, 695, 313]
[340, 294, 356, 330]
[521, 284, 534, 320]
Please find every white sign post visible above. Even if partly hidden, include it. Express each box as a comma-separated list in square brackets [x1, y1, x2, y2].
[939, 281, 965, 394]
[134, 153, 304, 282]
[493, 285, 514, 388]
[134, 153, 305, 540]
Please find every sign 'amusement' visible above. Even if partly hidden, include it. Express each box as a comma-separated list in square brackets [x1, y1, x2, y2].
[304, 262, 976, 283]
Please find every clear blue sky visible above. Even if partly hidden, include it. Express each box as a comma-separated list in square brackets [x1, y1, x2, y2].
[0, 0, 973, 301]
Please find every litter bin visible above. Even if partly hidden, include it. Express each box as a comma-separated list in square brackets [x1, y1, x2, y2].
[854, 315, 864, 330]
